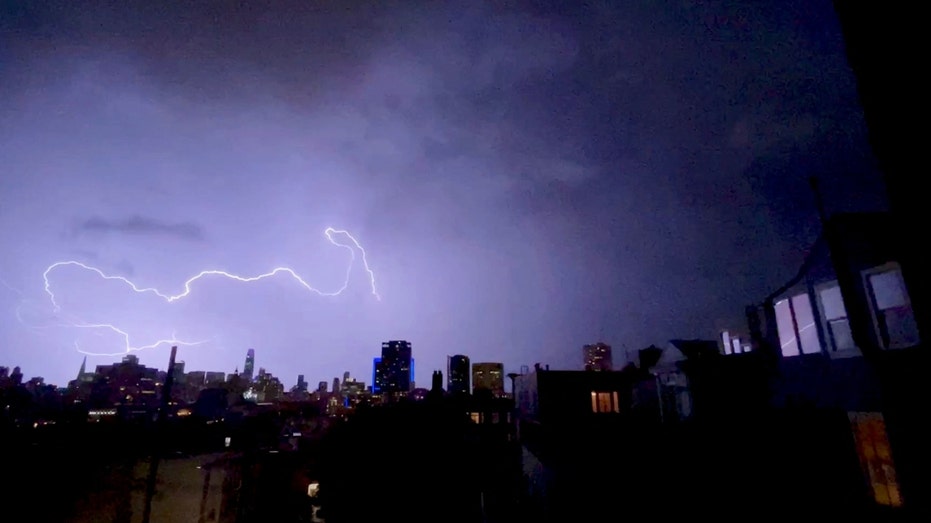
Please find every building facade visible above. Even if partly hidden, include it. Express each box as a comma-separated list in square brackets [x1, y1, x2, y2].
[447, 354, 470, 396]
[472, 362, 505, 397]
[583, 342, 613, 371]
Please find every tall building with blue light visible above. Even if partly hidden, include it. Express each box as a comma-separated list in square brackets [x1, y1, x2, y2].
[373, 340, 414, 394]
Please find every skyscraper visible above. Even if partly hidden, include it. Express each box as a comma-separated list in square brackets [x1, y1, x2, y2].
[472, 362, 505, 396]
[583, 343, 613, 371]
[373, 358, 385, 394]
[243, 349, 255, 382]
[378, 340, 412, 394]
[447, 355, 470, 395]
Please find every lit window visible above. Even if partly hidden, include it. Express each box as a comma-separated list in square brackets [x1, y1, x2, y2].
[867, 267, 920, 349]
[849, 412, 903, 507]
[731, 337, 742, 354]
[818, 284, 856, 352]
[470, 412, 481, 423]
[590, 391, 620, 413]
[775, 292, 822, 357]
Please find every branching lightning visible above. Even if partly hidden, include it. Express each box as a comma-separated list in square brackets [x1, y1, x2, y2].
[16, 299, 210, 356]
[70, 327, 209, 357]
[25, 227, 379, 356]
[44, 227, 380, 310]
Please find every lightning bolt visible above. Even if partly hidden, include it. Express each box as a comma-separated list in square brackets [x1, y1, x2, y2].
[70, 328, 209, 357]
[16, 300, 208, 355]
[43, 227, 380, 310]
[31, 227, 379, 356]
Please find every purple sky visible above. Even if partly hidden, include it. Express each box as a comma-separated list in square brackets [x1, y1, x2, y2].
[0, 1, 887, 387]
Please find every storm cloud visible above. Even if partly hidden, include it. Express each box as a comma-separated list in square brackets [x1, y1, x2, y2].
[79, 215, 206, 242]
[0, 0, 886, 386]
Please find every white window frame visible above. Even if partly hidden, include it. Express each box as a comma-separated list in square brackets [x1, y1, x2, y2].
[775, 291, 823, 357]
[862, 262, 920, 350]
[813, 280, 859, 357]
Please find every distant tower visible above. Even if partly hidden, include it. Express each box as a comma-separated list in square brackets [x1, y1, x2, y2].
[447, 355, 470, 395]
[431, 370, 443, 392]
[76, 356, 87, 380]
[583, 343, 613, 371]
[332, 377, 340, 394]
[472, 362, 505, 396]
[343, 371, 350, 382]
[507, 372, 521, 396]
[242, 349, 255, 382]
[379, 340, 413, 394]
[10, 366, 23, 385]
[172, 360, 185, 379]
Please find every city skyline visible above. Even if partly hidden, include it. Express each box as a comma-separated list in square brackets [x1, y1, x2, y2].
[2, 341, 521, 393]
[0, 1, 887, 388]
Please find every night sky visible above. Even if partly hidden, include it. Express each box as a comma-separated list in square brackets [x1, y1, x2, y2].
[0, 1, 887, 387]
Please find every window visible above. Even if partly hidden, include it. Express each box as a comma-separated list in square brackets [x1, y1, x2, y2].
[867, 267, 920, 349]
[721, 330, 752, 355]
[818, 284, 856, 352]
[849, 412, 903, 507]
[731, 337, 742, 354]
[775, 292, 822, 357]
[590, 391, 620, 413]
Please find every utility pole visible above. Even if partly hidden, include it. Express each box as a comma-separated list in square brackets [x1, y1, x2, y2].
[142, 345, 178, 523]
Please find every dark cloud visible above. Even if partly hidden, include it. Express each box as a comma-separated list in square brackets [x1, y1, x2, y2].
[78, 215, 205, 242]
[0, 0, 888, 387]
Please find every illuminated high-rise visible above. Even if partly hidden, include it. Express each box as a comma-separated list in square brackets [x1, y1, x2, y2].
[375, 340, 413, 394]
[472, 362, 505, 396]
[583, 343, 613, 371]
[447, 355, 470, 395]
[242, 349, 255, 382]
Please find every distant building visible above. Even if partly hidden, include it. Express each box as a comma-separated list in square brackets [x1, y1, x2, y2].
[374, 340, 413, 395]
[10, 366, 23, 385]
[583, 343, 613, 371]
[431, 370, 443, 392]
[372, 358, 386, 393]
[242, 349, 255, 382]
[341, 378, 365, 396]
[447, 354, 470, 395]
[205, 372, 225, 387]
[187, 371, 206, 387]
[67, 357, 96, 397]
[719, 330, 752, 355]
[91, 355, 159, 409]
[373, 356, 415, 395]
[472, 362, 505, 397]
